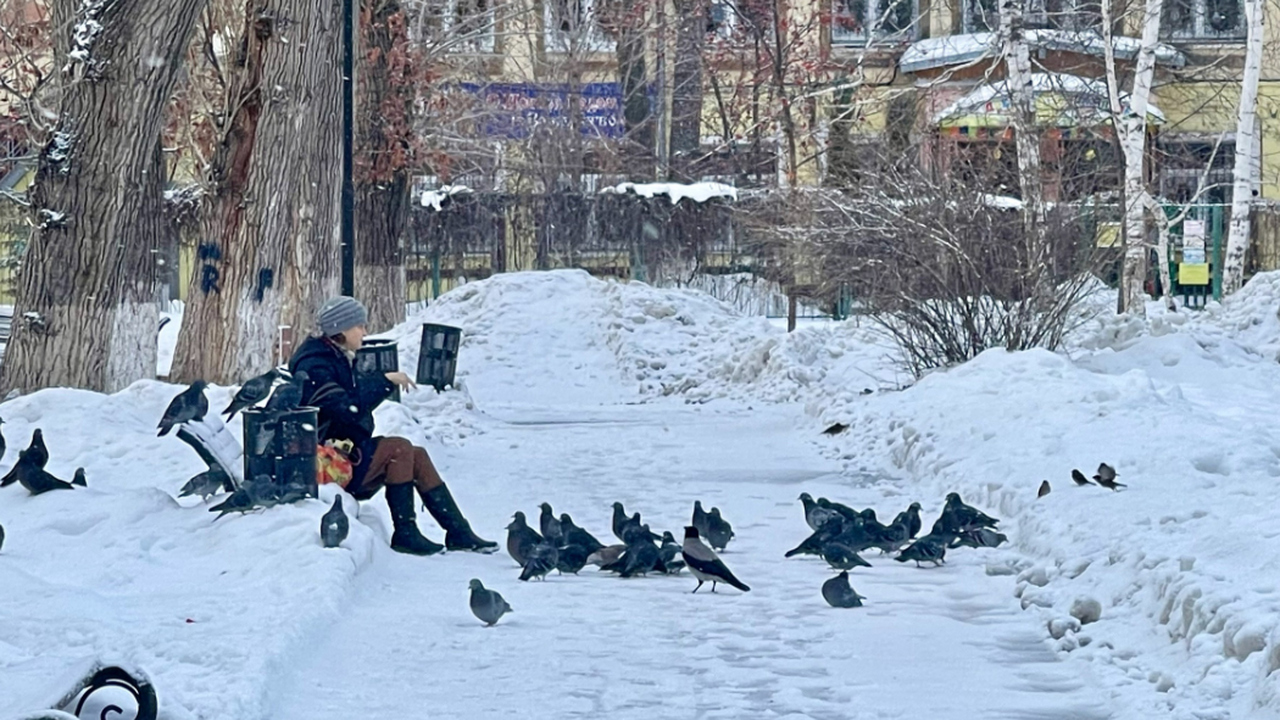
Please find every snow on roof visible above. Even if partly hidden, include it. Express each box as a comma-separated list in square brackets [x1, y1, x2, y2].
[934, 72, 1166, 127]
[901, 30, 1186, 73]
[601, 181, 739, 204]
[419, 184, 473, 211]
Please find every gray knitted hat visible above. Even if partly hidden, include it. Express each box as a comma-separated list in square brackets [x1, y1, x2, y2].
[317, 296, 368, 336]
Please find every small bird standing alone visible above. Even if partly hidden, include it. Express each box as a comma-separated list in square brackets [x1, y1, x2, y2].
[821, 571, 866, 608]
[681, 526, 750, 593]
[158, 381, 210, 436]
[320, 495, 349, 548]
[1071, 469, 1093, 486]
[1093, 463, 1126, 490]
[1037, 480, 1051, 498]
[468, 579, 512, 626]
[223, 369, 283, 419]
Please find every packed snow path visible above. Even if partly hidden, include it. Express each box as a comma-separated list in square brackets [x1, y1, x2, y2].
[269, 400, 1110, 720]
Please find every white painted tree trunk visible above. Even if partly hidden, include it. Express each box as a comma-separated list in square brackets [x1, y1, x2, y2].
[999, 0, 1047, 267]
[1117, 0, 1163, 316]
[1223, 0, 1263, 295]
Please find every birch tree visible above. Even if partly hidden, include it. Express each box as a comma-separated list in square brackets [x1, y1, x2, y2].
[1222, 0, 1263, 294]
[998, 0, 1047, 269]
[0, 0, 207, 394]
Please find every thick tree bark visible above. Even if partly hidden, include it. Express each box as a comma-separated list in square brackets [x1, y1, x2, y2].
[0, 0, 207, 394]
[354, 0, 412, 331]
[172, 0, 344, 384]
[1222, 0, 1262, 295]
[668, 0, 705, 179]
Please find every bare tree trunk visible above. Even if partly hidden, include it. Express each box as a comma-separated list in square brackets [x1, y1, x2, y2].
[354, 0, 412, 331]
[616, 0, 654, 166]
[668, 0, 704, 179]
[1223, 0, 1263, 295]
[172, 0, 344, 384]
[0, 0, 207, 394]
[1117, 0, 1162, 315]
[998, 0, 1047, 279]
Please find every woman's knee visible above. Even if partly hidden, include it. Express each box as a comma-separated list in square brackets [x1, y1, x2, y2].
[380, 437, 414, 460]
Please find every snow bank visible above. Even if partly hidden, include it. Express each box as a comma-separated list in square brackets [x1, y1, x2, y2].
[601, 181, 738, 204]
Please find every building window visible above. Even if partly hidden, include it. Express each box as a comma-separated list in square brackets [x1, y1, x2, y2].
[546, 0, 613, 52]
[962, 0, 1100, 32]
[831, 0, 918, 45]
[1163, 0, 1245, 39]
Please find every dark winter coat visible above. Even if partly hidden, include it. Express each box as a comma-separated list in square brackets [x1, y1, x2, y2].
[287, 335, 396, 448]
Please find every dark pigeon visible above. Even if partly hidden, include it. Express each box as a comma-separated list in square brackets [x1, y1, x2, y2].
[538, 503, 563, 545]
[951, 527, 1008, 549]
[468, 579, 512, 626]
[822, 422, 848, 435]
[785, 516, 846, 558]
[896, 536, 947, 567]
[559, 513, 604, 553]
[556, 543, 590, 575]
[890, 502, 923, 539]
[223, 369, 282, 419]
[209, 476, 275, 521]
[12, 457, 76, 496]
[506, 512, 542, 567]
[158, 381, 210, 436]
[0, 417, 6, 462]
[1093, 463, 1126, 490]
[1038, 480, 1051, 498]
[320, 495, 349, 548]
[821, 541, 872, 571]
[692, 500, 711, 538]
[3, 430, 48, 487]
[611, 502, 629, 542]
[943, 493, 999, 530]
[179, 468, 231, 500]
[618, 511, 660, 543]
[1071, 469, 1093, 486]
[682, 526, 750, 593]
[71, 468, 86, 487]
[618, 538, 661, 578]
[263, 371, 307, 415]
[817, 497, 861, 524]
[0, 522, 4, 552]
[519, 542, 558, 581]
[706, 507, 734, 551]
[822, 570, 866, 608]
[658, 531, 684, 574]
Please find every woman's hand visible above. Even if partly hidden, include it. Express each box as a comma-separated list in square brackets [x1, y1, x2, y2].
[385, 371, 417, 392]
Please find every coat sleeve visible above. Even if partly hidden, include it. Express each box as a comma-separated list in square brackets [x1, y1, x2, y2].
[295, 356, 367, 441]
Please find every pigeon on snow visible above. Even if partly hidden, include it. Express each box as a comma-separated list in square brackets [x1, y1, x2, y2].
[556, 543, 591, 575]
[890, 502, 923, 539]
[610, 502, 631, 542]
[538, 502, 563, 545]
[681, 526, 750, 593]
[11, 455, 77, 496]
[692, 500, 711, 537]
[800, 492, 841, 531]
[468, 579, 512, 626]
[1038, 480, 1051, 498]
[821, 541, 872, 571]
[2, 429, 48, 487]
[223, 368, 283, 419]
[320, 495, 349, 548]
[179, 468, 231, 500]
[158, 381, 209, 436]
[1071, 469, 1093, 486]
[822, 570, 866, 608]
[559, 512, 604, 553]
[506, 511, 543, 567]
[705, 507, 734, 551]
[1093, 463, 1126, 490]
[519, 542, 558, 582]
[896, 536, 947, 567]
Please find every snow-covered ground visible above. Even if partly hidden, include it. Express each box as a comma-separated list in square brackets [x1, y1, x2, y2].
[3, 269, 1280, 719]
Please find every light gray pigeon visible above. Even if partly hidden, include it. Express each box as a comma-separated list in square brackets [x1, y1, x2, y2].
[179, 468, 231, 500]
[681, 526, 750, 593]
[822, 571, 866, 608]
[320, 495, 349, 548]
[586, 544, 626, 568]
[800, 492, 840, 531]
[468, 579, 512, 626]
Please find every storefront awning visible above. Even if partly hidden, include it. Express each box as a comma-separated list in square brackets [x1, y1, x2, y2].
[934, 73, 1165, 130]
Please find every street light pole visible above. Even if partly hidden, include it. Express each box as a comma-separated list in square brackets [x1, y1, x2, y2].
[340, 0, 356, 296]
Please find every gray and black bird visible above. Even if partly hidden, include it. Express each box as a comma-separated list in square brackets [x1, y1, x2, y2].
[943, 493, 999, 530]
[506, 511, 542, 567]
[223, 368, 283, 419]
[586, 543, 626, 568]
[519, 542, 559, 581]
[320, 495, 349, 548]
[13, 457, 76, 496]
[610, 502, 630, 542]
[1093, 463, 1126, 490]
[785, 515, 846, 558]
[208, 476, 275, 521]
[706, 507, 734, 551]
[556, 543, 591, 575]
[158, 381, 210, 436]
[822, 570, 866, 608]
[891, 502, 922, 539]
[658, 530, 685, 574]
[468, 579, 512, 626]
[71, 468, 86, 487]
[682, 526, 750, 593]
[821, 541, 872, 571]
[692, 500, 711, 537]
[559, 513, 604, 553]
[1071, 469, 1093, 486]
[606, 536, 661, 578]
[178, 468, 231, 501]
[538, 503, 563, 545]
[896, 536, 947, 567]
[618, 511, 660, 543]
[263, 371, 307, 415]
[800, 492, 841, 531]
[1037, 480, 1051, 498]
[0, 521, 4, 552]
[2, 430, 48, 487]
[952, 527, 1008, 549]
